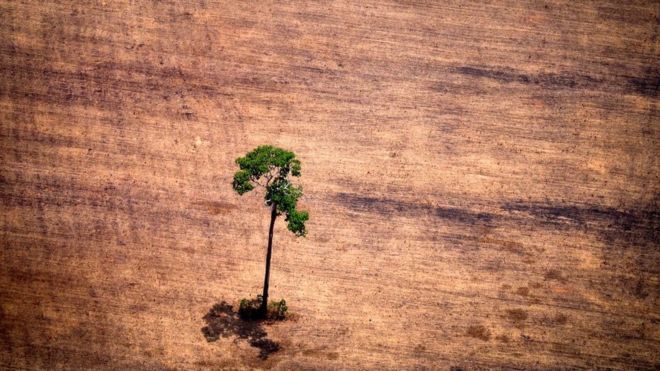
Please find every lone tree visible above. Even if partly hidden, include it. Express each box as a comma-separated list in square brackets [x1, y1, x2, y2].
[232, 145, 309, 317]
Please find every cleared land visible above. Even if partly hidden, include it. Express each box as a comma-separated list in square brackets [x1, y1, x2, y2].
[1, 1, 658, 369]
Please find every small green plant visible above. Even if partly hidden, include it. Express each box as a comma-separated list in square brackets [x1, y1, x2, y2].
[268, 299, 288, 320]
[238, 295, 288, 321]
[238, 295, 263, 320]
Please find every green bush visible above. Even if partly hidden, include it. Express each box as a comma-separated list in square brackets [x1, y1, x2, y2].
[237, 295, 288, 321]
[268, 299, 288, 320]
[238, 295, 263, 320]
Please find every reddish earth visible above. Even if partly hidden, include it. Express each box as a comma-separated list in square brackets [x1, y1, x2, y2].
[1, 1, 658, 369]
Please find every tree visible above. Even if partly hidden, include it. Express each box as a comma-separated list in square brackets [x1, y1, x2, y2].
[232, 145, 309, 317]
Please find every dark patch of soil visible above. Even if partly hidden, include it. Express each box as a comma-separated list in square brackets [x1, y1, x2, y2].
[506, 309, 529, 328]
[516, 287, 530, 296]
[627, 68, 659, 98]
[502, 201, 659, 247]
[544, 269, 567, 283]
[466, 324, 491, 341]
[334, 192, 493, 226]
[451, 66, 602, 90]
[541, 313, 569, 327]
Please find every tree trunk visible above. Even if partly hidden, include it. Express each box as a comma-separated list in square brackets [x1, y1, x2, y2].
[260, 202, 277, 317]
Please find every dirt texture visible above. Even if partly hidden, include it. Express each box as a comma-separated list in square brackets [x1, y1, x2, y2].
[1, 1, 658, 369]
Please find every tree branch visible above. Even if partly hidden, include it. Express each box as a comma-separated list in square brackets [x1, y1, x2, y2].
[250, 175, 266, 188]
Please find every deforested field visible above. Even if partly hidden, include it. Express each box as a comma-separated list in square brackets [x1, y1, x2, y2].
[1, 1, 658, 369]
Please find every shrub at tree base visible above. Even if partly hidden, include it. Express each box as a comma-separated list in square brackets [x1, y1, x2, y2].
[268, 299, 288, 320]
[239, 295, 288, 321]
[238, 296, 263, 320]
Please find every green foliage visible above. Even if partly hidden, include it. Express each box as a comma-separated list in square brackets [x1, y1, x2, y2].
[238, 295, 288, 321]
[268, 299, 288, 320]
[285, 209, 309, 237]
[234, 145, 299, 180]
[290, 159, 301, 177]
[232, 145, 308, 236]
[238, 295, 263, 320]
[232, 170, 254, 195]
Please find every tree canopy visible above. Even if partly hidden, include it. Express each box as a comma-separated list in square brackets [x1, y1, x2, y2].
[232, 145, 308, 236]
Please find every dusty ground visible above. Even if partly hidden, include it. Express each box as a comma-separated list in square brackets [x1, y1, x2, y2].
[1, 0, 659, 369]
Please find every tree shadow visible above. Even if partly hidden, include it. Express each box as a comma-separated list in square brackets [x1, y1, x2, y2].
[201, 301, 280, 359]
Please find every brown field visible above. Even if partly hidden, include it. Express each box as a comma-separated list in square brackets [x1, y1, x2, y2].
[1, 1, 658, 369]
